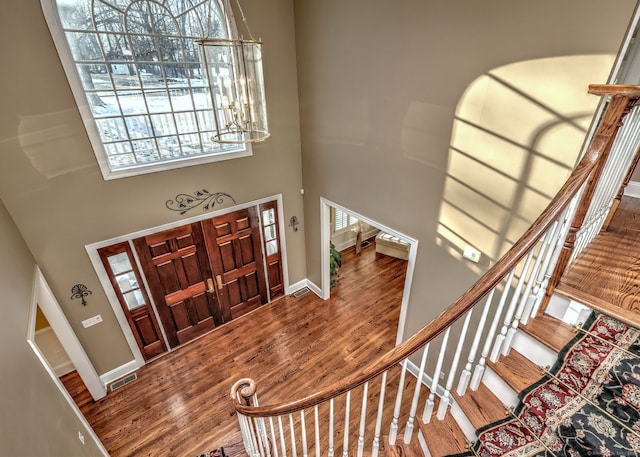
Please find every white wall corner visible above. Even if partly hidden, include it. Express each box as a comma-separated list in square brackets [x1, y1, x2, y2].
[99, 359, 142, 389]
[304, 279, 324, 298]
[624, 181, 640, 198]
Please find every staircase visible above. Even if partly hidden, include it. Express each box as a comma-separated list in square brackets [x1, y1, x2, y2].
[419, 307, 577, 456]
[230, 86, 640, 457]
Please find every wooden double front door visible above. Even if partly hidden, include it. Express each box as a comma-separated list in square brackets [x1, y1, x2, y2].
[99, 204, 283, 358]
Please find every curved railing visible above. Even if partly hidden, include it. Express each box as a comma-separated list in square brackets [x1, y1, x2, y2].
[231, 85, 640, 457]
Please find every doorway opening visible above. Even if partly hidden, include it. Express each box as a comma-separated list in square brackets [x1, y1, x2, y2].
[320, 198, 418, 344]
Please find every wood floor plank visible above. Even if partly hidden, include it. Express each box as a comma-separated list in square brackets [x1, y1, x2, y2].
[62, 241, 408, 457]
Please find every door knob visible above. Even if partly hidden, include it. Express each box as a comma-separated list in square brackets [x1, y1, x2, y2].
[216, 275, 224, 290]
[206, 278, 215, 293]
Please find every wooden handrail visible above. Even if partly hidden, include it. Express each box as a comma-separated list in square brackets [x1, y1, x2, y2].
[233, 88, 640, 418]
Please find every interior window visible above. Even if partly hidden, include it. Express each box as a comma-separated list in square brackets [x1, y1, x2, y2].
[43, 0, 250, 179]
[334, 208, 359, 233]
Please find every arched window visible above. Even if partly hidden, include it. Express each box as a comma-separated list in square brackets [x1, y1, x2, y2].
[42, 0, 250, 179]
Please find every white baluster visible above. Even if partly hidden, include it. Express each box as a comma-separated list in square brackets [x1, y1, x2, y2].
[404, 343, 430, 443]
[372, 371, 388, 457]
[300, 411, 308, 457]
[502, 232, 551, 355]
[249, 417, 263, 457]
[520, 219, 561, 324]
[289, 414, 297, 457]
[388, 360, 408, 444]
[238, 413, 255, 457]
[277, 415, 287, 457]
[343, 391, 351, 457]
[314, 406, 320, 457]
[458, 289, 494, 395]
[328, 399, 334, 457]
[251, 396, 270, 457]
[529, 198, 578, 318]
[423, 328, 450, 423]
[491, 248, 535, 362]
[268, 417, 279, 457]
[471, 268, 515, 390]
[357, 382, 369, 457]
[438, 310, 472, 419]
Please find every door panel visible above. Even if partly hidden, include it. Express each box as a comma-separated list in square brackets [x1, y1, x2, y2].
[134, 224, 222, 348]
[203, 207, 268, 321]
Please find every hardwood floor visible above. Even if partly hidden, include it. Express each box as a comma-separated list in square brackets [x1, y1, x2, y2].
[557, 196, 640, 326]
[62, 240, 408, 456]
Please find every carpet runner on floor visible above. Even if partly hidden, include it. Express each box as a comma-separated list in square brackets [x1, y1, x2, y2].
[448, 312, 640, 457]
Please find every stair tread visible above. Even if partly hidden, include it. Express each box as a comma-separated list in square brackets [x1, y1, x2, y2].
[453, 382, 506, 429]
[383, 433, 423, 457]
[519, 314, 576, 353]
[487, 349, 544, 393]
[418, 410, 468, 456]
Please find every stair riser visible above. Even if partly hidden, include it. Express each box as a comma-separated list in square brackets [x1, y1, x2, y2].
[510, 329, 558, 367]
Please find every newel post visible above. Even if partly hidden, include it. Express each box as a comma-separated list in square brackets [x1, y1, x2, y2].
[538, 92, 636, 315]
[231, 378, 264, 457]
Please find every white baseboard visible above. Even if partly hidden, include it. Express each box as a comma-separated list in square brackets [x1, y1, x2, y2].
[99, 359, 141, 389]
[332, 228, 380, 252]
[305, 279, 323, 298]
[624, 181, 640, 198]
[55, 360, 76, 377]
[405, 359, 445, 397]
[287, 279, 308, 295]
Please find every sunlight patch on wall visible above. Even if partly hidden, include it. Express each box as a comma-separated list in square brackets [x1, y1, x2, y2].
[437, 54, 615, 264]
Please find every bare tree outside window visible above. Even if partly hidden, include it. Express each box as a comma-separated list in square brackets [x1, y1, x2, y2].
[49, 0, 243, 177]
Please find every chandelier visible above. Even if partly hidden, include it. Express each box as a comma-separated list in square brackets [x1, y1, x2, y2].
[196, 0, 270, 144]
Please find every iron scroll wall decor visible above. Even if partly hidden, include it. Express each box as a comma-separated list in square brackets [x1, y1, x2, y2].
[71, 284, 92, 306]
[166, 190, 237, 215]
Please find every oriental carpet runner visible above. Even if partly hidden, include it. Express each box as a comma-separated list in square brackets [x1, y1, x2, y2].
[449, 312, 640, 457]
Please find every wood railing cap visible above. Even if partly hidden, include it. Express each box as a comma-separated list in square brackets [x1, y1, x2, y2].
[588, 84, 640, 96]
[232, 87, 639, 418]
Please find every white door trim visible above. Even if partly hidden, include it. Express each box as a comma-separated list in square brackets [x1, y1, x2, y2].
[29, 267, 106, 400]
[319, 197, 418, 344]
[85, 194, 290, 371]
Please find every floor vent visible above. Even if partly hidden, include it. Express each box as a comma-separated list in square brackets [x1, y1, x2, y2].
[360, 240, 372, 249]
[110, 372, 138, 392]
[293, 287, 310, 298]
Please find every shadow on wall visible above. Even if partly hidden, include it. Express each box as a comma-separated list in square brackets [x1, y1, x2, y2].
[433, 54, 616, 268]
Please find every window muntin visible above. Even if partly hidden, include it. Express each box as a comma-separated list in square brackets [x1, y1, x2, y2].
[262, 208, 278, 255]
[49, 0, 249, 178]
[106, 251, 147, 311]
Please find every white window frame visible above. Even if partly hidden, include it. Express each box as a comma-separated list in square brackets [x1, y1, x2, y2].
[333, 207, 359, 234]
[41, 0, 252, 180]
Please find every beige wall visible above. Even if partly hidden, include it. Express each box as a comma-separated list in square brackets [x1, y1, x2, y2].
[294, 0, 637, 339]
[0, 202, 105, 456]
[0, 0, 304, 375]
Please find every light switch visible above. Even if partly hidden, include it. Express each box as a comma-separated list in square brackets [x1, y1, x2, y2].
[82, 315, 103, 328]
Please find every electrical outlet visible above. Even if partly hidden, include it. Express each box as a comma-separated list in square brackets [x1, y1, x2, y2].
[78, 431, 85, 445]
[81, 315, 103, 328]
[463, 246, 481, 263]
